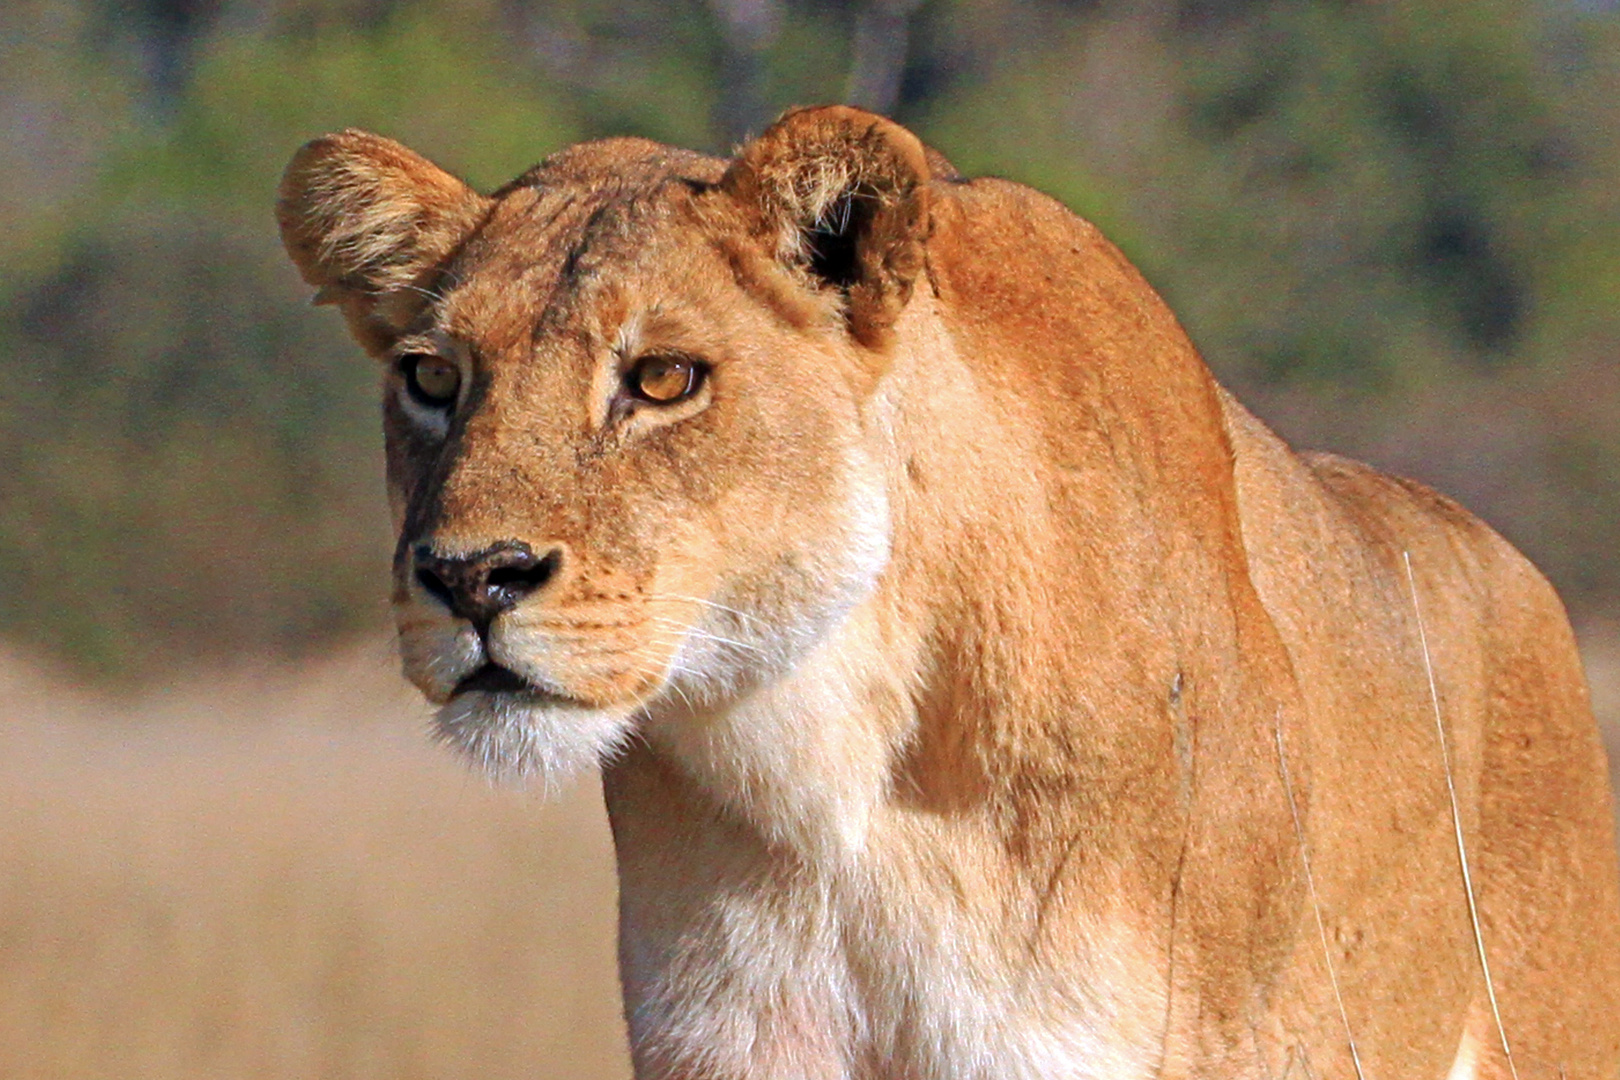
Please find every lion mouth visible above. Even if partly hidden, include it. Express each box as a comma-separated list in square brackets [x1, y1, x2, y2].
[452, 663, 548, 698]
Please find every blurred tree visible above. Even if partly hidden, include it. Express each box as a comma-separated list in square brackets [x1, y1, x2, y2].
[114, 0, 223, 117]
[845, 0, 926, 115]
[1, 0, 1617, 680]
[707, 0, 786, 143]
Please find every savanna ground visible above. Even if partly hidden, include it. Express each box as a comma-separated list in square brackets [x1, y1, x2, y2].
[3, 627, 1618, 1078]
[0, 642, 629, 1080]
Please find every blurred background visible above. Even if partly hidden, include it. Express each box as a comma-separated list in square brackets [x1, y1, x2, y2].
[1, 0, 1617, 1076]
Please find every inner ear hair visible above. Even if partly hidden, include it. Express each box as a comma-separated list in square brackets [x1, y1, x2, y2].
[804, 189, 872, 290]
[723, 106, 933, 347]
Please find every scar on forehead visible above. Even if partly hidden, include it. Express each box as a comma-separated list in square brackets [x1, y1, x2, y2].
[559, 204, 614, 283]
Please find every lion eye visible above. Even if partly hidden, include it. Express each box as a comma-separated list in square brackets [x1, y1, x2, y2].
[626, 355, 704, 404]
[404, 354, 461, 408]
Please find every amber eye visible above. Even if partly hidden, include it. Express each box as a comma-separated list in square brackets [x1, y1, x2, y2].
[403, 354, 461, 408]
[626, 355, 705, 404]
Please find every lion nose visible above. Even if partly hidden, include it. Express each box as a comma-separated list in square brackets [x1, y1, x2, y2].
[413, 541, 561, 627]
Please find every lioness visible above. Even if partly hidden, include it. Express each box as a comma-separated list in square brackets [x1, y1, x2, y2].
[278, 106, 1620, 1078]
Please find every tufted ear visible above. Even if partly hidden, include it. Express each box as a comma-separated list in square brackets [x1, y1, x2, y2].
[276, 130, 491, 354]
[720, 106, 933, 348]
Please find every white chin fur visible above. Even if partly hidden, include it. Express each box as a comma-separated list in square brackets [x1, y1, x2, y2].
[433, 690, 635, 789]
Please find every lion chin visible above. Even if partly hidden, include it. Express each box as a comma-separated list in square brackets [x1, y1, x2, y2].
[400, 621, 649, 787]
[432, 686, 635, 789]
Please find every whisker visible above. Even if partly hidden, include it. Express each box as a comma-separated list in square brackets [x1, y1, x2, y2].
[612, 653, 698, 714]
[648, 617, 765, 656]
[662, 676, 698, 714]
[647, 593, 769, 629]
[612, 645, 706, 714]
[398, 282, 448, 304]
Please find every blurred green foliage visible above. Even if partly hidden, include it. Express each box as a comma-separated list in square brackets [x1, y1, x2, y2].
[2, 0, 1617, 680]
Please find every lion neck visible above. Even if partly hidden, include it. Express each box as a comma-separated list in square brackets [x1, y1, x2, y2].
[621, 290, 1204, 880]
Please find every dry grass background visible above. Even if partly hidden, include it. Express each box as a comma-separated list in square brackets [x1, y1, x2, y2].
[2, 627, 1618, 1079]
[0, 640, 630, 1080]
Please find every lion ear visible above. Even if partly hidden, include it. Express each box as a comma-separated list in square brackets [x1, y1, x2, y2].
[720, 106, 933, 348]
[276, 130, 490, 354]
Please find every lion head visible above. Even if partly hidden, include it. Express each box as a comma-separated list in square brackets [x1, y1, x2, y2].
[278, 108, 939, 785]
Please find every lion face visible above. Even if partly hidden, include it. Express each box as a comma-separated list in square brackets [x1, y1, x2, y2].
[385, 177, 894, 781]
[278, 117, 931, 782]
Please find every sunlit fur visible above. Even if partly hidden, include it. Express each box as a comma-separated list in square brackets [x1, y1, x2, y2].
[280, 107, 1620, 1078]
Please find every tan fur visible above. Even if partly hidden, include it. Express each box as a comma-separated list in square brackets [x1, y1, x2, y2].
[278, 106, 1620, 1078]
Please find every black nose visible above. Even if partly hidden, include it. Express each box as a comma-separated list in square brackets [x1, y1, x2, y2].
[413, 541, 561, 627]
